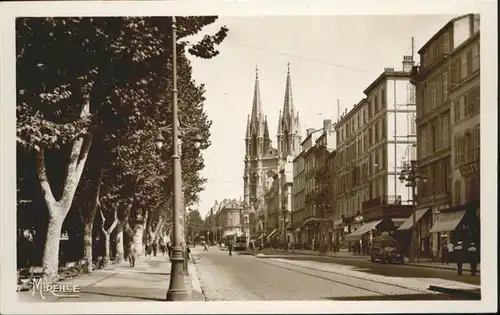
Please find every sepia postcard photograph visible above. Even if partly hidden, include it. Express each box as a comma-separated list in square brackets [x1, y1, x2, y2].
[0, 0, 497, 314]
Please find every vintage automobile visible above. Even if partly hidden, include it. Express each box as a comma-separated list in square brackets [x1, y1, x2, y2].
[371, 232, 404, 264]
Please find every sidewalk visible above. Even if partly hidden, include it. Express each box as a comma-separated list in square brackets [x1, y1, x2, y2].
[17, 255, 203, 302]
[252, 249, 480, 274]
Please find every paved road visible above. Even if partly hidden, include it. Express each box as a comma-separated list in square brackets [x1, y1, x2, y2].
[191, 248, 479, 301]
[246, 251, 480, 285]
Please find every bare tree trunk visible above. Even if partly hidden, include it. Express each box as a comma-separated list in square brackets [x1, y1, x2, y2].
[82, 221, 94, 273]
[104, 233, 111, 267]
[42, 212, 65, 282]
[37, 98, 93, 283]
[115, 227, 124, 263]
[132, 224, 144, 257]
[100, 206, 118, 267]
[82, 168, 103, 273]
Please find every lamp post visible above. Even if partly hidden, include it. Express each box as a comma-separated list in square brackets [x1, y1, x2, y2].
[153, 16, 205, 302]
[281, 208, 288, 252]
[399, 160, 427, 263]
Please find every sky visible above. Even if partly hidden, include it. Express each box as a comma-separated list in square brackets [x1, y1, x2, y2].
[186, 15, 456, 218]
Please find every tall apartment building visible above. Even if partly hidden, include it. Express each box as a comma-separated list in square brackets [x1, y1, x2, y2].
[413, 14, 480, 257]
[335, 56, 417, 253]
[291, 121, 333, 249]
[314, 120, 337, 251]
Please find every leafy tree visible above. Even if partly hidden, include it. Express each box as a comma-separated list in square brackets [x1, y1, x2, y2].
[16, 16, 228, 282]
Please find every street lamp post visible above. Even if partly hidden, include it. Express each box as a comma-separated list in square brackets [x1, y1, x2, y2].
[153, 17, 205, 302]
[399, 160, 427, 264]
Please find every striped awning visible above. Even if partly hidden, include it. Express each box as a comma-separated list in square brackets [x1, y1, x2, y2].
[429, 209, 467, 233]
[398, 208, 431, 231]
[345, 220, 383, 242]
[267, 228, 278, 238]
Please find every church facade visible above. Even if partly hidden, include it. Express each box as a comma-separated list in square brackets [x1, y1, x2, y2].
[243, 64, 302, 240]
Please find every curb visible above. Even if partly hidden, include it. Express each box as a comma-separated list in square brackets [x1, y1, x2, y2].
[187, 262, 205, 301]
[428, 285, 481, 299]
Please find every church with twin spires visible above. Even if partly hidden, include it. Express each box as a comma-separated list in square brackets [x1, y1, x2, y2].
[243, 64, 302, 235]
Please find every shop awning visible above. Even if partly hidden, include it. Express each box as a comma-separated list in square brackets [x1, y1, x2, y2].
[344, 219, 383, 242]
[429, 209, 467, 233]
[267, 228, 278, 238]
[391, 218, 407, 228]
[398, 208, 432, 231]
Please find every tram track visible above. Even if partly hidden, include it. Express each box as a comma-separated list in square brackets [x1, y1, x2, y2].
[252, 256, 436, 298]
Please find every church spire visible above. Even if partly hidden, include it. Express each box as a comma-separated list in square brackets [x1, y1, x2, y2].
[282, 62, 294, 130]
[250, 65, 263, 134]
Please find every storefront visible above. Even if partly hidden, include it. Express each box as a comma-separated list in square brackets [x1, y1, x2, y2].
[397, 207, 432, 257]
[429, 200, 480, 253]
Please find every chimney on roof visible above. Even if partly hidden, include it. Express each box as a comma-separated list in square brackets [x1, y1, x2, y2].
[402, 55, 414, 73]
[384, 67, 395, 73]
[323, 119, 332, 132]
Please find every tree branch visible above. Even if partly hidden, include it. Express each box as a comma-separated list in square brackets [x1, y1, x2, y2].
[35, 148, 56, 207]
[107, 210, 119, 234]
[60, 96, 93, 206]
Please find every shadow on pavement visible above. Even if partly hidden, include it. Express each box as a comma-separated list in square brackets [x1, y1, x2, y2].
[76, 287, 166, 302]
[321, 293, 480, 301]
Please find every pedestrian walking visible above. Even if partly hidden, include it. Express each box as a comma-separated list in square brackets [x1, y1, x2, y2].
[467, 241, 478, 276]
[145, 241, 152, 259]
[203, 242, 209, 252]
[159, 237, 166, 256]
[441, 240, 449, 265]
[186, 245, 191, 260]
[228, 243, 233, 256]
[152, 240, 158, 257]
[446, 240, 454, 264]
[453, 240, 464, 275]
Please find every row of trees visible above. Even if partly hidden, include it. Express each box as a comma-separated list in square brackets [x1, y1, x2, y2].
[16, 16, 228, 283]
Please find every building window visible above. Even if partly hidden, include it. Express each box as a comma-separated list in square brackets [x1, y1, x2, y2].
[419, 127, 427, 159]
[381, 88, 386, 108]
[410, 116, 416, 135]
[464, 131, 472, 163]
[374, 121, 379, 142]
[454, 180, 462, 206]
[472, 43, 480, 72]
[462, 93, 471, 118]
[431, 83, 437, 109]
[443, 32, 450, 54]
[374, 96, 378, 113]
[452, 60, 461, 84]
[474, 124, 480, 161]
[453, 135, 460, 165]
[461, 54, 468, 80]
[467, 50, 473, 77]
[442, 72, 448, 101]
[382, 117, 386, 138]
[431, 120, 438, 154]
[442, 114, 449, 149]
[408, 84, 416, 104]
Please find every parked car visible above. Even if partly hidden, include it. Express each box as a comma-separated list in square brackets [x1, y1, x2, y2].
[371, 232, 404, 264]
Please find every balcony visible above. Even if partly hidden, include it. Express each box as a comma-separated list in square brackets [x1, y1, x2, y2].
[362, 195, 402, 210]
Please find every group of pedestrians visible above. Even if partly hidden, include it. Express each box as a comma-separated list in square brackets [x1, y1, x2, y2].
[441, 238, 479, 276]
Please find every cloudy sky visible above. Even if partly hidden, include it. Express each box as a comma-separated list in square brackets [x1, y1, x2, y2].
[186, 15, 457, 217]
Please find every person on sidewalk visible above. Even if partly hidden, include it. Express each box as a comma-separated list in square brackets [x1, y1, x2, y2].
[446, 240, 454, 264]
[203, 241, 209, 252]
[159, 237, 166, 256]
[228, 243, 233, 256]
[145, 241, 152, 260]
[467, 241, 478, 276]
[152, 240, 158, 257]
[186, 245, 191, 260]
[128, 243, 137, 267]
[453, 240, 464, 276]
[441, 240, 449, 265]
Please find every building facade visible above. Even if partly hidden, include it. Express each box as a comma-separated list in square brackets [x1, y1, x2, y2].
[215, 199, 243, 238]
[243, 67, 279, 238]
[413, 14, 480, 258]
[314, 120, 337, 252]
[251, 64, 302, 245]
[291, 150, 306, 244]
[336, 55, 417, 253]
